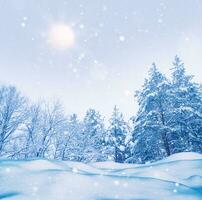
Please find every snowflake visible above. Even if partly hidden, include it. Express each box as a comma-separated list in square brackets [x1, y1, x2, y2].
[119, 36, 125, 42]
[79, 24, 85, 29]
[102, 5, 107, 12]
[114, 180, 120, 185]
[175, 182, 179, 187]
[157, 18, 163, 23]
[21, 22, 26, 28]
[99, 23, 104, 28]
[5, 168, 11, 173]
[23, 16, 28, 21]
[33, 186, 38, 192]
[72, 168, 78, 173]
[73, 68, 77, 73]
[94, 32, 99, 37]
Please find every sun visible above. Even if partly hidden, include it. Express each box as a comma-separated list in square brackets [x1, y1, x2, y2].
[48, 23, 75, 50]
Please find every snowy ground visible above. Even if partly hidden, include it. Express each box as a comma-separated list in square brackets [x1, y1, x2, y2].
[0, 153, 202, 200]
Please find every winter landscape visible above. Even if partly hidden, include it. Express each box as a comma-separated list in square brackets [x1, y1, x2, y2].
[0, 0, 202, 200]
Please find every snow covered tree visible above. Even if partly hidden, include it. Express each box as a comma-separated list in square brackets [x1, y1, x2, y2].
[81, 108, 107, 162]
[60, 114, 84, 161]
[168, 56, 202, 153]
[107, 106, 129, 163]
[22, 103, 42, 159]
[41, 101, 68, 159]
[0, 56, 201, 163]
[129, 64, 172, 163]
[0, 86, 27, 157]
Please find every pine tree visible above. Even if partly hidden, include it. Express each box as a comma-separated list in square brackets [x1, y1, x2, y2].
[81, 109, 107, 162]
[169, 56, 202, 153]
[129, 64, 172, 163]
[107, 106, 129, 163]
[60, 114, 84, 161]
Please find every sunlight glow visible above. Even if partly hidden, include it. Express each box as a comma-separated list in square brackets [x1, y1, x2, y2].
[48, 23, 75, 50]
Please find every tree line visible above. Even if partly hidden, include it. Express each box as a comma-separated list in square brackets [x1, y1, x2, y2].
[0, 56, 201, 163]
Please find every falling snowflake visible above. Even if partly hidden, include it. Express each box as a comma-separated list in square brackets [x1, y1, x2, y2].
[114, 180, 120, 186]
[72, 168, 78, 173]
[79, 24, 85, 29]
[157, 18, 163, 23]
[21, 22, 26, 28]
[119, 35, 125, 42]
[175, 183, 179, 187]
[5, 168, 11, 173]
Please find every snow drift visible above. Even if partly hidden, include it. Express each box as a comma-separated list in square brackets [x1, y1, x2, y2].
[0, 152, 202, 200]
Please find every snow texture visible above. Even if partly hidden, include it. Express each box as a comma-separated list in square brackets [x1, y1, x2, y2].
[0, 152, 202, 200]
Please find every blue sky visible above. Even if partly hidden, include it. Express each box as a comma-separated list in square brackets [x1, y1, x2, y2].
[0, 0, 202, 119]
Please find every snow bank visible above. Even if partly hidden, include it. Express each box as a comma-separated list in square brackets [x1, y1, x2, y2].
[0, 152, 202, 200]
[164, 152, 202, 162]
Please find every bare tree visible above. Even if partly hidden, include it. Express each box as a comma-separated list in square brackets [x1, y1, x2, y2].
[36, 101, 68, 159]
[22, 103, 42, 158]
[0, 86, 27, 156]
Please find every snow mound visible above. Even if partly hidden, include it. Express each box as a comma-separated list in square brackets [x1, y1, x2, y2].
[19, 160, 63, 171]
[0, 152, 202, 200]
[164, 152, 202, 162]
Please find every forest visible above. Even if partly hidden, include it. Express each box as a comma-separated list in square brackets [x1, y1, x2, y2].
[0, 56, 201, 164]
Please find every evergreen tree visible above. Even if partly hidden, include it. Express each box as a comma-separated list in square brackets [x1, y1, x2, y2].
[107, 106, 129, 163]
[169, 56, 202, 153]
[60, 114, 84, 161]
[81, 109, 107, 162]
[1, 57, 202, 163]
[129, 64, 172, 163]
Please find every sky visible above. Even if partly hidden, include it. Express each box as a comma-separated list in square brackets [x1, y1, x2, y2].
[0, 0, 202, 120]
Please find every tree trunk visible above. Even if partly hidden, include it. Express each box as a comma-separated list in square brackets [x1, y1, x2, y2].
[162, 131, 171, 156]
